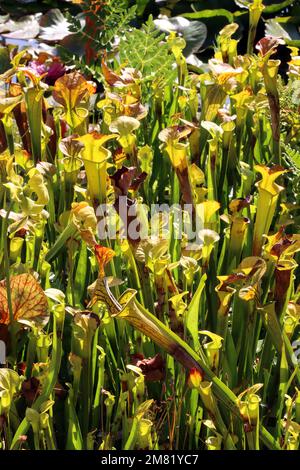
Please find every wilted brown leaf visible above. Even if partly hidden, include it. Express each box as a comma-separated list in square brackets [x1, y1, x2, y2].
[131, 353, 165, 382]
[255, 36, 284, 58]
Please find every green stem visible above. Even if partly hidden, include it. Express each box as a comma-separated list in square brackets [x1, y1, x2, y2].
[10, 307, 64, 449]
[45, 222, 77, 263]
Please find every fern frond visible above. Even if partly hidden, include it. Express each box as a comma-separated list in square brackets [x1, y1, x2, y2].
[66, 0, 136, 51]
[283, 144, 300, 173]
[119, 16, 176, 90]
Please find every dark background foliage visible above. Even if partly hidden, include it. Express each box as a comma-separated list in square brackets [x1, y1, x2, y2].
[0, 1, 299, 73]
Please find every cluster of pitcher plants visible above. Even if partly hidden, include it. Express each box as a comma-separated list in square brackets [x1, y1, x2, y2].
[0, 4, 300, 451]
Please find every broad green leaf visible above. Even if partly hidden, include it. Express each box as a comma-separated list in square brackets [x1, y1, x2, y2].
[186, 274, 207, 352]
[183, 9, 234, 23]
[264, 0, 295, 14]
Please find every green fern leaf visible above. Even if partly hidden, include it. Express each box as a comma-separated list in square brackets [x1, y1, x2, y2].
[119, 16, 176, 90]
[284, 144, 300, 172]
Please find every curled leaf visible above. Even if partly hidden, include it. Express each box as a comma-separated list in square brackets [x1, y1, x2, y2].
[131, 353, 165, 382]
[94, 244, 116, 278]
[256, 36, 284, 58]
